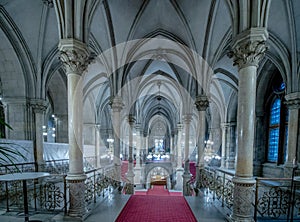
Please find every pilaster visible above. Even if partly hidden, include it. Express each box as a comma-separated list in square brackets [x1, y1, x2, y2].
[284, 92, 300, 177]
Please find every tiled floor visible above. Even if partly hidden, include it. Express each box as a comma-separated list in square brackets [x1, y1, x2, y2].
[0, 190, 227, 222]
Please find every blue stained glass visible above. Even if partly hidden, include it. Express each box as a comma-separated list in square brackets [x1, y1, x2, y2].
[270, 99, 281, 125]
[280, 82, 285, 91]
[268, 128, 279, 162]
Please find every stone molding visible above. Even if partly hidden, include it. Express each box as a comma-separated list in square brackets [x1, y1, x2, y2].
[285, 92, 300, 109]
[66, 173, 87, 182]
[30, 99, 48, 113]
[230, 28, 268, 70]
[195, 95, 209, 111]
[58, 39, 89, 75]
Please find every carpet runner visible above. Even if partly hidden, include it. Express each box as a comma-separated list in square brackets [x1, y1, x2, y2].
[115, 195, 197, 222]
[134, 185, 182, 196]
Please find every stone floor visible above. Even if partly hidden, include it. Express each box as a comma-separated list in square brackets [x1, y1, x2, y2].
[0, 189, 227, 222]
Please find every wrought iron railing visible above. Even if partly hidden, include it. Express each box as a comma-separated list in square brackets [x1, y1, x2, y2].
[84, 165, 121, 206]
[0, 161, 122, 217]
[198, 167, 300, 221]
[0, 174, 67, 213]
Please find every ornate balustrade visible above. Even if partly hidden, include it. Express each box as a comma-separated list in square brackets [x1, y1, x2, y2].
[197, 167, 300, 221]
[0, 161, 121, 216]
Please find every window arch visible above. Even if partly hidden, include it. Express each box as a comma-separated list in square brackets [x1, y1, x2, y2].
[267, 82, 288, 164]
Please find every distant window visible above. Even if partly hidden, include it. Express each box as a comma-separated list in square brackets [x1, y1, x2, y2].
[267, 83, 288, 164]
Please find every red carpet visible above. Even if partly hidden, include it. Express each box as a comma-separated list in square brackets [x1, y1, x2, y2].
[134, 185, 182, 196]
[115, 195, 197, 222]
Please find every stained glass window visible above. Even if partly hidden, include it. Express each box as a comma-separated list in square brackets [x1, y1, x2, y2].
[267, 94, 289, 163]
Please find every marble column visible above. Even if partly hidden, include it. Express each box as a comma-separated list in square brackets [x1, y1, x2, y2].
[176, 123, 183, 168]
[182, 114, 192, 196]
[170, 132, 175, 164]
[230, 28, 268, 221]
[221, 123, 229, 168]
[126, 115, 135, 194]
[111, 96, 123, 182]
[284, 92, 300, 177]
[134, 124, 141, 184]
[195, 96, 209, 185]
[59, 39, 89, 217]
[135, 124, 141, 167]
[95, 124, 101, 168]
[144, 133, 148, 163]
[31, 99, 47, 171]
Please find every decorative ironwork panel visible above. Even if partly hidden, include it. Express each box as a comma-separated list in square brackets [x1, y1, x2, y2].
[39, 182, 65, 211]
[257, 186, 290, 219]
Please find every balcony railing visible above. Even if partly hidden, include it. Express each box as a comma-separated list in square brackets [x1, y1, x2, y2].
[198, 167, 300, 221]
[0, 160, 121, 217]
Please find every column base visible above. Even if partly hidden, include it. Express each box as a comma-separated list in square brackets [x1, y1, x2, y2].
[230, 177, 255, 222]
[66, 174, 87, 218]
[182, 173, 192, 196]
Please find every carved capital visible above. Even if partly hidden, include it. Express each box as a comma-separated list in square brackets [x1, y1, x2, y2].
[43, 0, 53, 7]
[195, 95, 209, 111]
[59, 39, 89, 75]
[230, 28, 268, 70]
[31, 99, 48, 113]
[285, 92, 300, 109]
[177, 123, 183, 131]
[110, 96, 123, 112]
[128, 114, 136, 126]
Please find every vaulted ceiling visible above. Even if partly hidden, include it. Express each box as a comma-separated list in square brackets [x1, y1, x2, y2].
[0, 0, 299, 148]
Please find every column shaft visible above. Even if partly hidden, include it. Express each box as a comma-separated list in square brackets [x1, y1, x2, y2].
[31, 100, 47, 172]
[111, 96, 123, 181]
[230, 28, 268, 221]
[59, 39, 89, 218]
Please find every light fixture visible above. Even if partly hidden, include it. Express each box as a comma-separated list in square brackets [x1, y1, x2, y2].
[107, 138, 114, 143]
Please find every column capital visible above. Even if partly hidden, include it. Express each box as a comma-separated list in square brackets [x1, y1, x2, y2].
[110, 96, 124, 112]
[221, 122, 230, 129]
[177, 123, 183, 130]
[128, 114, 136, 126]
[135, 123, 141, 130]
[195, 95, 209, 111]
[285, 92, 300, 109]
[230, 28, 268, 69]
[95, 124, 101, 131]
[183, 114, 193, 124]
[58, 38, 89, 75]
[30, 99, 48, 113]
